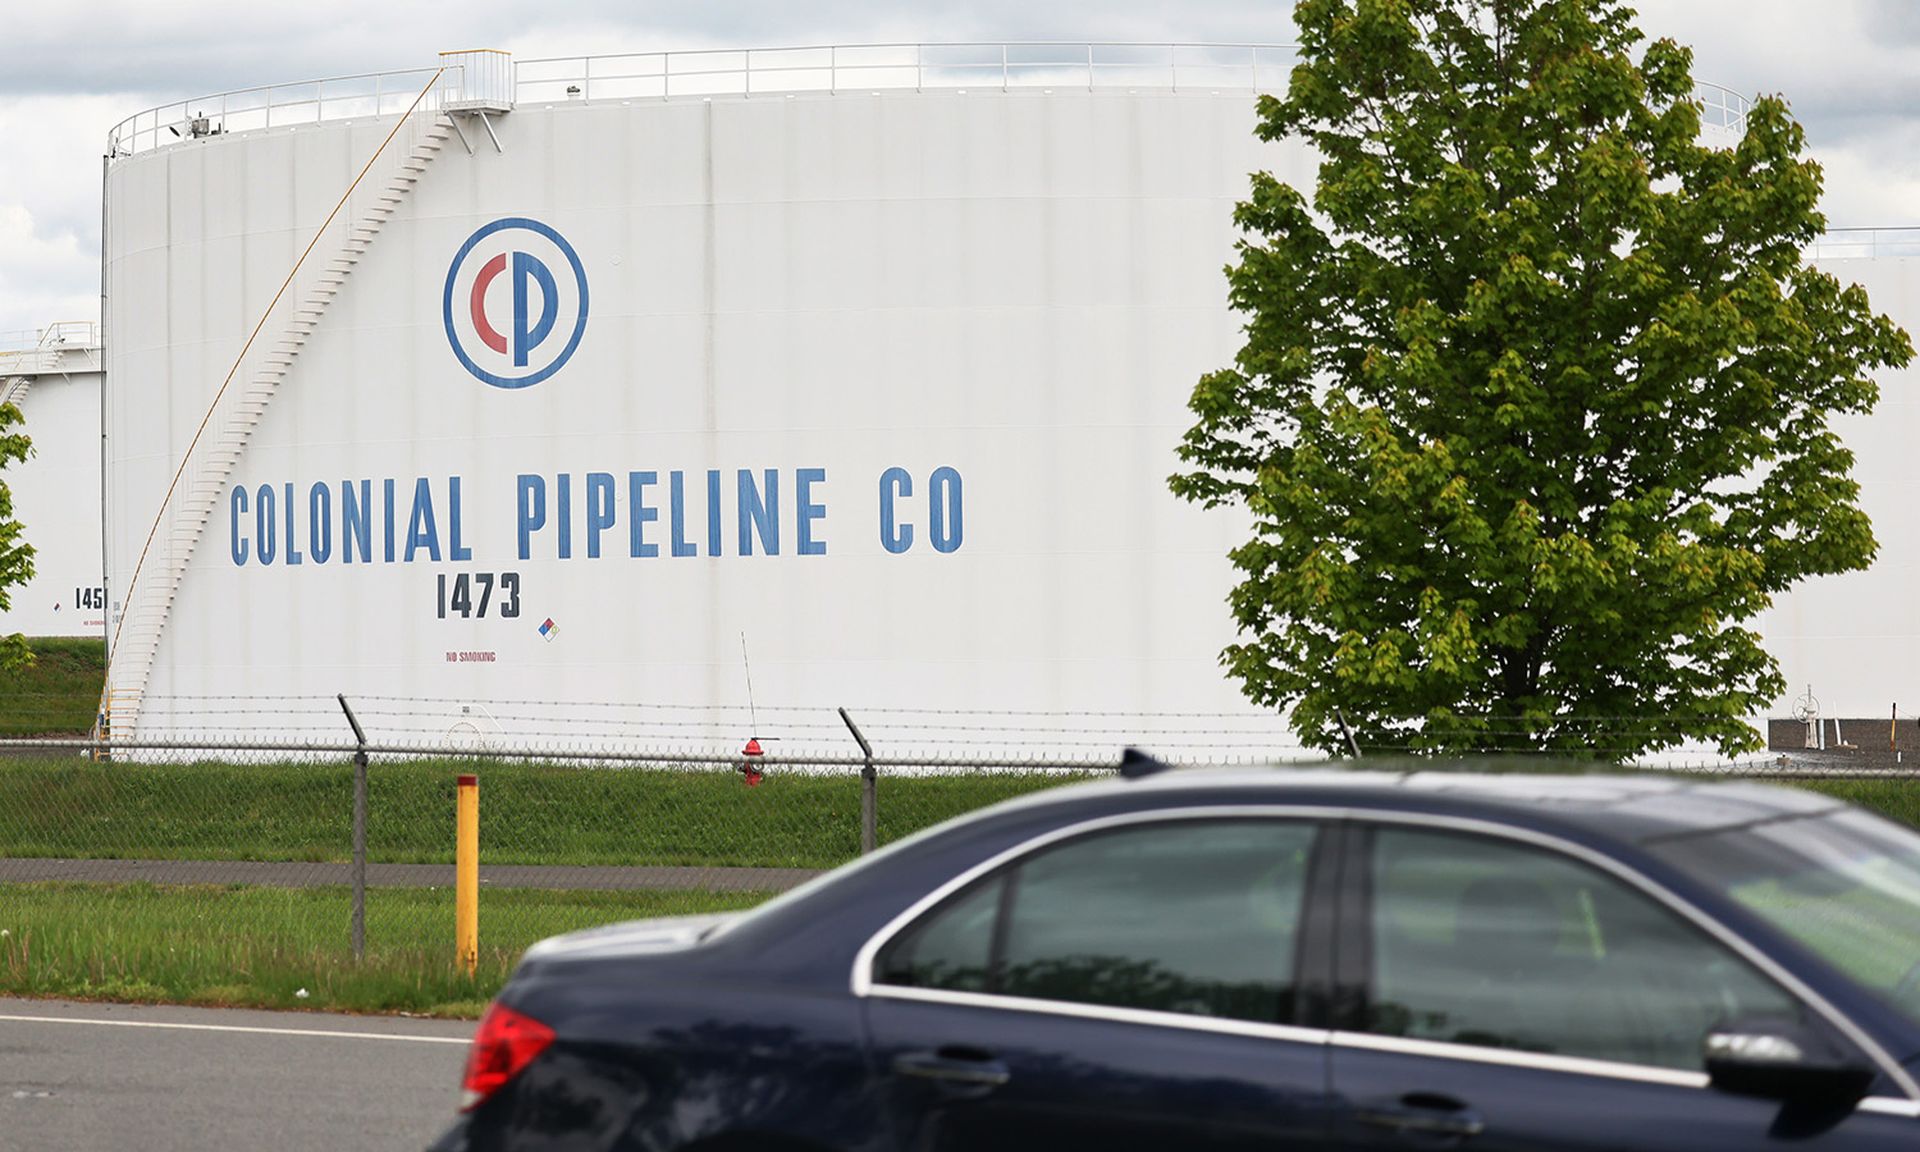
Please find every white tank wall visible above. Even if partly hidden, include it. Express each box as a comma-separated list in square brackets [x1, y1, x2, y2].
[104, 90, 1320, 740]
[104, 117, 408, 592]
[105, 84, 1920, 741]
[1762, 255, 1920, 719]
[0, 368, 103, 638]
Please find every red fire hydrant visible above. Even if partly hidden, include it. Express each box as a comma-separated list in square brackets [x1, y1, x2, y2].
[740, 737, 764, 786]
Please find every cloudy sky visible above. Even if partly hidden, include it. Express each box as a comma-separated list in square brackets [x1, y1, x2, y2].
[4, 0, 1919, 339]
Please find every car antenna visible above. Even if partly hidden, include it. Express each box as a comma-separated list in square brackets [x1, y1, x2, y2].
[740, 631, 759, 737]
[1119, 747, 1172, 779]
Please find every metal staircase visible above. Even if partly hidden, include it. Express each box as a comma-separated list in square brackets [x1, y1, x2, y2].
[0, 377, 27, 412]
[101, 70, 460, 743]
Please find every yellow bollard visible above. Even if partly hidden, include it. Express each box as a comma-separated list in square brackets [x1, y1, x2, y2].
[456, 773, 479, 977]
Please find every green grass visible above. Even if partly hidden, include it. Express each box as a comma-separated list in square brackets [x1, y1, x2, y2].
[0, 757, 1083, 868]
[0, 758, 1076, 1014]
[0, 760, 1909, 1019]
[0, 883, 771, 1016]
[1791, 778, 1920, 827]
[0, 757, 1912, 871]
[0, 637, 105, 736]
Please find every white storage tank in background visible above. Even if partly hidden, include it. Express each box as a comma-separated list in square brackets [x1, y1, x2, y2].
[0, 325, 104, 639]
[1764, 238, 1920, 720]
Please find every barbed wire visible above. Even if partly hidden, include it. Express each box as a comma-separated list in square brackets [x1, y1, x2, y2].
[0, 732, 1902, 777]
[20, 689, 1887, 776]
[111, 692, 1823, 725]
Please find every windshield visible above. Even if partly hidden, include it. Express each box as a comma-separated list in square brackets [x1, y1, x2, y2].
[1648, 808, 1920, 1030]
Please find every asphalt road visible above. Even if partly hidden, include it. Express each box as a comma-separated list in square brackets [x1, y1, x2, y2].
[0, 998, 474, 1151]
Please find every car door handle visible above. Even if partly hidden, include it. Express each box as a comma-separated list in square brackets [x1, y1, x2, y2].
[1354, 1092, 1486, 1138]
[892, 1047, 1012, 1088]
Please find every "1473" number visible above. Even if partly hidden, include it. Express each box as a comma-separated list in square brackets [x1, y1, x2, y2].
[437, 572, 521, 619]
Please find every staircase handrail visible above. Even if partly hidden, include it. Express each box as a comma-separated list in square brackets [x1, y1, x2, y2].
[99, 65, 453, 738]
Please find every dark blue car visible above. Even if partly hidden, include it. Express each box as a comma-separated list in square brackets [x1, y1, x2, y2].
[431, 765, 1920, 1150]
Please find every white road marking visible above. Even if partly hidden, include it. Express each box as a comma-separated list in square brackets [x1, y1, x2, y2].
[0, 1013, 470, 1045]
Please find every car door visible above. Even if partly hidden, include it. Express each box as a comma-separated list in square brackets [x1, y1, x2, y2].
[859, 813, 1342, 1152]
[1327, 819, 1920, 1150]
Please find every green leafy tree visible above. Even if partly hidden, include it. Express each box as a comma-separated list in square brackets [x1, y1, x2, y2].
[0, 393, 33, 672]
[1172, 0, 1913, 758]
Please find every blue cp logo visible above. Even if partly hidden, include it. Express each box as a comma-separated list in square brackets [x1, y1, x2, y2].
[443, 217, 589, 389]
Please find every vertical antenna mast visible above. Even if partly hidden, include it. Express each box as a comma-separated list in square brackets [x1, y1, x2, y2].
[740, 631, 758, 734]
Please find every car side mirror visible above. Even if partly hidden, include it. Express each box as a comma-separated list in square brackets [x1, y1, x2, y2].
[1704, 1022, 1875, 1105]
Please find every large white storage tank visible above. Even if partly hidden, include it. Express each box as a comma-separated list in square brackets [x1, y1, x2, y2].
[100, 44, 1893, 751]
[0, 325, 104, 639]
[1763, 236, 1920, 721]
[100, 46, 1314, 749]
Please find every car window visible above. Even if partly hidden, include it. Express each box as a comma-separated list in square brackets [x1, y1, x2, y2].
[1646, 808, 1920, 1030]
[1366, 827, 1800, 1071]
[877, 819, 1318, 1025]
[878, 873, 1006, 993]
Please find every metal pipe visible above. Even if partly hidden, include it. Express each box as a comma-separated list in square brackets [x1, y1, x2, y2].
[455, 773, 479, 977]
[96, 152, 111, 717]
[477, 110, 503, 153]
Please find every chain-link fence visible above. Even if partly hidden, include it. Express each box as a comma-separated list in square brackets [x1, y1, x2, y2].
[0, 722, 1122, 1013]
[0, 701, 1911, 1014]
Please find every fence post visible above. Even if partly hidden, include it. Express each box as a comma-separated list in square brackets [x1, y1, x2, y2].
[839, 707, 877, 854]
[456, 773, 480, 977]
[1333, 708, 1362, 759]
[336, 693, 368, 961]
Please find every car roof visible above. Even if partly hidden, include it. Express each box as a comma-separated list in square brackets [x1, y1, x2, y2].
[996, 761, 1846, 845]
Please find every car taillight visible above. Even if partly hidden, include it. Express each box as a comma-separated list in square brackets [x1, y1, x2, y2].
[461, 1002, 555, 1111]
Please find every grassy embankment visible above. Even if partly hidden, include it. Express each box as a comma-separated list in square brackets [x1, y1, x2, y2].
[0, 759, 1913, 1016]
[0, 757, 1072, 866]
[0, 639, 1076, 1014]
[0, 636, 104, 737]
[0, 756, 1074, 1015]
[0, 755, 1907, 867]
[1794, 778, 1920, 826]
